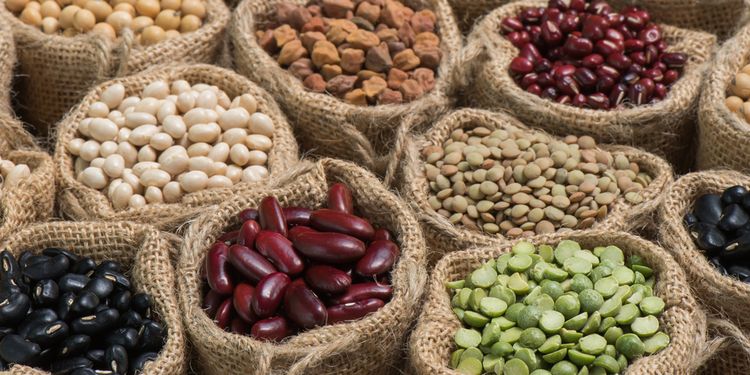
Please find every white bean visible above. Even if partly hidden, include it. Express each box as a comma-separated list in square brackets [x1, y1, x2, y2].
[158, 150, 189, 176]
[132, 161, 161, 177]
[229, 143, 250, 166]
[108, 179, 123, 199]
[179, 170, 208, 193]
[218, 107, 250, 130]
[187, 142, 211, 157]
[143, 80, 170, 99]
[207, 175, 232, 189]
[108, 111, 126, 128]
[140, 168, 171, 187]
[176, 92, 195, 113]
[248, 112, 274, 137]
[225, 165, 243, 183]
[67, 138, 85, 156]
[100, 141, 119, 158]
[88, 101, 110, 118]
[103, 154, 125, 178]
[101, 84, 126, 109]
[144, 186, 164, 204]
[78, 118, 92, 137]
[5, 165, 30, 187]
[129, 124, 159, 146]
[125, 112, 157, 129]
[134, 97, 161, 116]
[122, 170, 143, 194]
[117, 142, 138, 167]
[188, 156, 213, 173]
[170, 80, 191, 95]
[118, 128, 131, 143]
[245, 134, 273, 152]
[247, 150, 268, 166]
[217, 91, 232, 109]
[118, 96, 141, 112]
[211, 162, 227, 177]
[162, 181, 183, 203]
[111, 182, 133, 209]
[208, 142, 229, 162]
[162, 115, 187, 139]
[196, 90, 218, 109]
[242, 165, 268, 182]
[129, 194, 146, 209]
[222, 128, 247, 146]
[74, 158, 88, 176]
[238, 94, 258, 114]
[157, 100, 177, 122]
[79, 167, 108, 189]
[192, 83, 211, 92]
[79, 140, 101, 162]
[149, 132, 174, 151]
[183, 107, 218, 127]
[137, 145, 157, 162]
[89, 118, 118, 142]
[187, 123, 220, 143]
[90, 157, 105, 168]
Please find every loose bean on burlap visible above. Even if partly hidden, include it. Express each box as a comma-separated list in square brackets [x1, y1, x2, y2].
[178, 158, 427, 375]
[0, 0, 230, 138]
[408, 230, 708, 375]
[465, 0, 716, 172]
[53, 64, 300, 231]
[399, 108, 673, 266]
[228, 0, 462, 175]
[696, 22, 750, 174]
[0, 19, 14, 114]
[0, 221, 186, 375]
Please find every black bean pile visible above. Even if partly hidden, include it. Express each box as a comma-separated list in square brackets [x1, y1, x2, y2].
[0, 249, 165, 374]
[684, 186, 750, 281]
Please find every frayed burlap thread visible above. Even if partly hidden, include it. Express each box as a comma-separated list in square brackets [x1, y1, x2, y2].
[178, 158, 427, 375]
[696, 22, 750, 174]
[229, 0, 462, 174]
[0, 0, 230, 137]
[54, 64, 299, 231]
[0, 221, 186, 375]
[0, 112, 37, 151]
[0, 19, 14, 114]
[408, 230, 708, 374]
[467, 0, 716, 171]
[448, 0, 510, 34]
[399, 108, 673, 265]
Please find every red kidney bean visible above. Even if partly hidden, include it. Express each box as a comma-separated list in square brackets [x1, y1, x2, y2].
[355, 240, 399, 277]
[586, 93, 610, 110]
[237, 220, 260, 247]
[581, 54, 603, 68]
[255, 231, 305, 275]
[233, 283, 256, 323]
[510, 57, 534, 74]
[206, 243, 233, 295]
[251, 317, 290, 342]
[259, 196, 287, 237]
[609, 83, 628, 106]
[227, 245, 277, 283]
[218, 230, 239, 245]
[291, 231, 366, 264]
[327, 183, 353, 214]
[661, 53, 687, 68]
[501, 16, 524, 33]
[304, 265, 352, 294]
[563, 36, 593, 58]
[541, 20, 563, 46]
[283, 281, 327, 329]
[231, 318, 250, 335]
[238, 208, 258, 222]
[284, 207, 312, 226]
[373, 229, 392, 242]
[252, 273, 291, 318]
[662, 69, 679, 85]
[624, 39, 645, 52]
[329, 282, 393, 305]
[203, 289, 223, 317]
[527, 84, 542, 96]
[288, 225, 315, 240]
[309, 209, 374, 241]
[214, 298, 233, 330]
[327, 299, 385, 325]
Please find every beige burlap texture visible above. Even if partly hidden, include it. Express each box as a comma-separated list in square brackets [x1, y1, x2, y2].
[53, 64, 299, 230]
[399, 108, 673, 265]
[466, 0, 716, 171]
[0, 221, 187, 375]
[448, 0, 509, 34]
[229, 0, 462, 175]
[408, 230, 709, 374]
[178, 158, 427, 375]
[0, 112, 37, 151]
[0, 19, 14, 113]
[696, 22, 750, 174]
[0, 0, 230, 138]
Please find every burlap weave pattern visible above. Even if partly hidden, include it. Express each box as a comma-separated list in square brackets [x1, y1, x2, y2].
[178, 158, 427, 375]
[448, 0, 509, 34]
[0, 113, 37, 151]
[0, 19, 14, 114]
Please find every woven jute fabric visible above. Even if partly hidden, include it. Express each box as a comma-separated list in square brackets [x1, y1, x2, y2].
[0, 0, 230, 138]
[409, 230, 708, 375]
[0, 221, 186, 375]
[466, 0, 716, 172]
[0, 112, 37, 151]
[399, 108, 674, 265]
[53, 64, 300, 231]
[0, 19, 14, 114]
[229, 0, 462, 174]
[696, 22, 750, 174]
[178, 158, 427, 375]
[449, 0, 509, 34]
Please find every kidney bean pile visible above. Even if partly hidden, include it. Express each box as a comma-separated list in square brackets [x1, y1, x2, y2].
[685, 186, 750, 282]
[500, 0, 688, 110]
[203, 183, 397, 342]
[0, 249, 165, 374]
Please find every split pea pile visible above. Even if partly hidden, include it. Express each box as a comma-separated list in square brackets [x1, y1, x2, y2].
[258, 0, 442, 105]
[423, 127, 652, 237]
[0, 157, 31, 194]
[67, 80, 275, 210]
[6, 0, 206, 45]
[447, 241, 669, 375]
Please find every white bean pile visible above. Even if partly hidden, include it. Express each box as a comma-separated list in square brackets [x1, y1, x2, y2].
[67, 80, 275, 210]
[0, 158, 31, 193]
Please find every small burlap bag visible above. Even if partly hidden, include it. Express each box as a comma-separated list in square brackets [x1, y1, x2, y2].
[0, 0, 230, 137]
[178, 158, 427, 375]
[466, 0, 716, 171]
[54, 64, 299, 230]
[399, 108, 673, 265]
[229, 0, 462, 174]
[409, 230, 709, 375]
[0, 19, 14, 113]
[696, 22, 750, 174]
[0, 221, 186, 375]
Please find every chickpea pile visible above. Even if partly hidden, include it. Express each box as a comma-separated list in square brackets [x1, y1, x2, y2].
[727, 63, 750, 123]
[67, 80, 276, 210]
[6, 0, 207, 45]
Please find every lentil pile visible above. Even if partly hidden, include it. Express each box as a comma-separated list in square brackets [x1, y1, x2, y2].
[423, 127, 652, 238]
[258, 0, 442, 105]
[67, 80, 275, 210]
[725, 64, 750, 122]
[6, 0, 207, 44]
[500, 0, 688, 109]
[684, 186, 750, 282]
[447, 241, 669, 375]
[203, 184, 396, 341]
[0, 249, 165, 374]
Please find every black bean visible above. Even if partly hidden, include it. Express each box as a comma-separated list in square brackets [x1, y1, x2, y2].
[17, 308, 58, 337]
[95, 261, 122, 274]
[0, 358, 6, 370]
[34, 279, 60, 307]
[27, 320, 69, 347]
[719, 204, 750, 232]
[43, 248, 81, 264]
[743, 193, 750, 211]
[34, 347, 57, 366]
[59, 274, 90, 293]
[0, 251, 20, 281]
[58, 292, 77, 321]
[71, 258, 97, 276]
[95, 271, 130, 291]
[120, 311, 143, 329]
[0, 334, 41, 365]
[129, 352, 158, 375]
[694, 194, 723, 225]
[109, 291, 131, 312]
[71, 291, 101, 316]
[0, 293, 31, 326]
[70, 368, 97, 375]
[85, 349, 105, 366]
[697, 227, 727, 253]
[0, 327, 12, 340]
[721, 233, 750, 263]
[728, 265, 750, 279]
[49, 356, 93, 375]
[84, 278, 114, 299]
[137, 320, 165, 352]
[683, 213, 698, 228]
[105, 328, 140, 350]
[18, 251, 33, 268]
[71, 308, 120, 335]
[722, 186, 749, 205]
[0, 279, 22, 298]
[58, 334, 91, 358]
[105, 345, 128, 375]
[23, 255, 70, 281]
[130, 294, 152, 317]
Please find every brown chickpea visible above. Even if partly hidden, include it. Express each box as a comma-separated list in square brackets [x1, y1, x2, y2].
[55, 0, 73, 7]
[134, 0, 160, 18]
[130, 15, 153, 31]
[72, 8, 95, 32]
[39, 0, 61, 18]
[62, 27, 79, 36]
[180, 0, 204, 18]
[92, 22, 116, 40]
[25, 1, 41, 10]
[19, 7, 43, 26]
[741, 102, 750, 123]
[58, 4, 80, 28]
[179, 14, 200, 33]
[85, 0, 113, 22]
[112, 0, 136, 6]
[113, 2, 135, 16]
[160, 0, 180, 10]
[165, 29, 180, 39]
[106, 10, 133, 33]
[154, 9, 180, 30]
[6, 0, 30, 13]
[72, 0, 86, 8]
[41, 16, 59, 33]
[726, 96, 744, 113]
[141, 24, 166, 45]
[741, 64, 750, 76]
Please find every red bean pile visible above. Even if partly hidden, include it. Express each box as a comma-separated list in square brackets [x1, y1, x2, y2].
[501, 0, 688, 110]
[202, 184, 398, 342]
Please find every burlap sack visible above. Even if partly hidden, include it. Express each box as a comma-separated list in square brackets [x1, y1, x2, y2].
[53, 63, 300, 231]
[0, 18, 14, 114]
[0, 221, 186, 375]
[696, 22, 750, 173]
[409, 230, 709, 374]
[448, 0, 509, 34]
[466, 0, 716, 171]
[229, 0, 462, 174]
[399, 108, 673, 265]
[0, 112, 37, 151]
[0, 0, 230, 138]
[178, 158, 427, 375]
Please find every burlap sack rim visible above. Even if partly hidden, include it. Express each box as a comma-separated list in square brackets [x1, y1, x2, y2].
[53, 63, 300, 229]
[0, 221, 186, 375]
[178, 158, 426, 374]
[0, 148, 55, 242]
[0, 113, 38, 152]
[402, 108, 673, 253]
[0, 19, 14, 113]
[408, 230, 706, 375]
